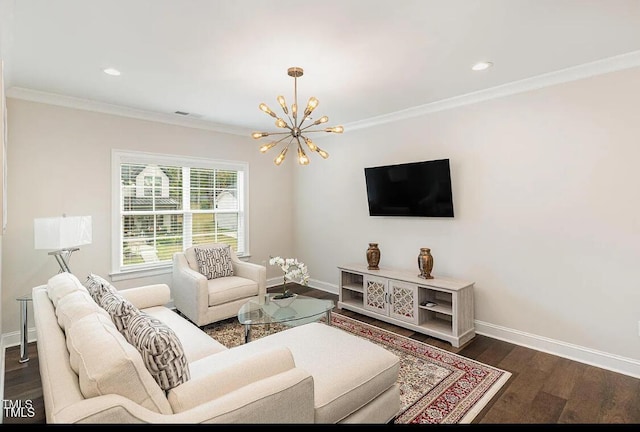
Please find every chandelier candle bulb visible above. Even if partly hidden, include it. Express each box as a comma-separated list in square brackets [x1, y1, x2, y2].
[277, 95, 288, 113]
[297, 145, 310, 165]
[259, 103, 276, 117]
[253, 66, 344, 166]
[304, 137, 318, 151]
[274, 147, 288, 165]
[259, 142, 278, 153]
[314, 116, 329, 125]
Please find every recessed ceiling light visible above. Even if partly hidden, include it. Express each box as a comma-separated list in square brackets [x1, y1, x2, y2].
[471, 61, 493, 71]
[103, 67, 121, 76]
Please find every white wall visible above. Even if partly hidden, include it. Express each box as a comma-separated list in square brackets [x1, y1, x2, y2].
[0, 99, 296, 336]
[2, 65, 640, 378]
[294, 66, 640, 373]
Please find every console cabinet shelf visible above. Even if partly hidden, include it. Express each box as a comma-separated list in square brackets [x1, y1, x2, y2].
[337, 264, 475, 347]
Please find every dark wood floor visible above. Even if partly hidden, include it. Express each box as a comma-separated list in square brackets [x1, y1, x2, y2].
[4, 285, 640, 424]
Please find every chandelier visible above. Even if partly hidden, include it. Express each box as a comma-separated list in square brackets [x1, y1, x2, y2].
[252, 67, 344, 166]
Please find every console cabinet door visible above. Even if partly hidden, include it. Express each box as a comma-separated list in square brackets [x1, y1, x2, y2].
[388, 280, 418, 324]
[364, 275, 388, 315]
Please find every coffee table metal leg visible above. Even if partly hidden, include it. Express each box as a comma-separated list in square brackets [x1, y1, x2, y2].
[326, 310, 332, 326]
[244, 323, 251, 343]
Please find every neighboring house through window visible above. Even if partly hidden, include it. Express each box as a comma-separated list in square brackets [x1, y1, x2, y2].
[112, 150, 248, 278]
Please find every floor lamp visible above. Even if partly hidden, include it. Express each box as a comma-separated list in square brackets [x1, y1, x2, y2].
[34, 215, 92, 273]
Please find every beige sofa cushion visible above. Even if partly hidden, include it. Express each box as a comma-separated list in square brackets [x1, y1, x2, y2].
[47, 272, 88, 306]
[224, 322, 400, 423]
[65, 312, 172, 415]
[167, 347, 297, 413]
[55, 290, 110, 332]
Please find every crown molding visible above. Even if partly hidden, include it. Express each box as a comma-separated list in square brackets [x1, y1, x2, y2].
[6, 50, 640, 135]
[344, 50, 640, 132]
[5, 87, 253, 137]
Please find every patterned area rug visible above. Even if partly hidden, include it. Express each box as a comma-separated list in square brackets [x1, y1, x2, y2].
[204, 314, 511, 424]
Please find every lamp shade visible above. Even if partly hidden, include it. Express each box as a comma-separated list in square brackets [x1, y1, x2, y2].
[34, 216, 92, 250]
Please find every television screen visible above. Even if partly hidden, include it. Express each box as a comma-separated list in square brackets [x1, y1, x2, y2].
[364, 159, 454, 217]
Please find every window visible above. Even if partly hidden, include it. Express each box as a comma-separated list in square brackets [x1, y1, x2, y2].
[112, 150, 248, 276]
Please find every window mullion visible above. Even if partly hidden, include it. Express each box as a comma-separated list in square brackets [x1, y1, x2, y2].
[183, 166, 192, 249]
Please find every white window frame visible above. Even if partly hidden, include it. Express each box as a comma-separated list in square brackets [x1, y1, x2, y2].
[111, 149, 249, 281]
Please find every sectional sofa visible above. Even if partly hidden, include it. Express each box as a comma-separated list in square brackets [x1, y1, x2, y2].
[33, 272, 401, 423]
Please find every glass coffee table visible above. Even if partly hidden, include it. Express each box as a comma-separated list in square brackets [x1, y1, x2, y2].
[238, 293, 334, 343]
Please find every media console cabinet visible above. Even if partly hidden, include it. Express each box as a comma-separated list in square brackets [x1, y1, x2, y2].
[337, 264, 475, 347]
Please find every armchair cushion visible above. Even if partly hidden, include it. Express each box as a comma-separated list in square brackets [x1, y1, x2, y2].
[194, 245, 234, 280]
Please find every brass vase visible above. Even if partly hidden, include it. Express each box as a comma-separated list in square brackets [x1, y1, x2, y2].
[366, 243, 380, 270]
[418, 248, 434, 279]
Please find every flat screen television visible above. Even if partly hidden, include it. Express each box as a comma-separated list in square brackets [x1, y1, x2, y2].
[364, 159, 454, 217]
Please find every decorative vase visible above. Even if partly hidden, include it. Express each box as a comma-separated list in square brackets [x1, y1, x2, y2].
[418, 247, 434, 279]
[366, 243, 380, 270]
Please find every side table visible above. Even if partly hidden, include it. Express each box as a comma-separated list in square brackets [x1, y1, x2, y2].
[16, 294, 32, 363]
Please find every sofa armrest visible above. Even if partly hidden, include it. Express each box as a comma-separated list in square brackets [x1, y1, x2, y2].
[119, 284, 171, 309]
[232, 260, 266, 297]
[172, 253, 209, 325]
[168, 347, 300, 412]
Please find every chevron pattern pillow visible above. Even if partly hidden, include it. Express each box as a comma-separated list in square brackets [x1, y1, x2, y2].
[194, 245, 234, 280]
[126, 312, 190, 392]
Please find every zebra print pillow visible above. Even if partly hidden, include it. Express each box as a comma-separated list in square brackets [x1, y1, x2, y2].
[126, 312, 190, 392]
[194, 245, 234, 280]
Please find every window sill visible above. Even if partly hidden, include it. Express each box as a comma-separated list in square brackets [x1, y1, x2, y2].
[110, 253, 251, 282]
[109, 265, 172, 282]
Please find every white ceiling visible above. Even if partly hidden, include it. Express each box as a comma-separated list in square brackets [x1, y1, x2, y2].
[2, 0, 640, 133]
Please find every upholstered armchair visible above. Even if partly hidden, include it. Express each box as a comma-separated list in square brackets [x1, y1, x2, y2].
[172, 242, 266, 327]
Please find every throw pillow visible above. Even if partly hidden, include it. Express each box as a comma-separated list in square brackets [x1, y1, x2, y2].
[126, 312, 191, 392]
[83, 273, 117, 305]
[194, 245, 234, 280]
[100, 290, 140, 340]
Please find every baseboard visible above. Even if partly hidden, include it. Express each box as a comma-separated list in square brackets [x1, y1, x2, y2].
[474, 320, 640, 379]
[1, 328, 37, 350]
[307, 278, 338, 295]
